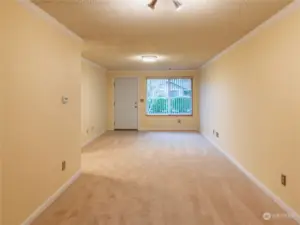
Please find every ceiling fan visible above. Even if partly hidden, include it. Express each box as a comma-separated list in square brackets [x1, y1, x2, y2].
[148, 0, 183, 10]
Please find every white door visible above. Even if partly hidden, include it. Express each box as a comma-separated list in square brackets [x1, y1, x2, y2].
[114, 77, 138, 130]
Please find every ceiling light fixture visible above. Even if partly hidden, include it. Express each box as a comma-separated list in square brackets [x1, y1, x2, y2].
[148, 0, 183, 10]
[142, 56, 158, 63]
[173, 0, 183, 10]
[148, 0, 158, 10]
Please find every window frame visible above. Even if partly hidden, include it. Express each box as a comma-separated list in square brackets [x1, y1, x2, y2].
[145, 77, 194, 117]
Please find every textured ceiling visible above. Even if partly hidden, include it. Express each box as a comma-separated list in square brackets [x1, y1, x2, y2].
[33, 0, 292, 70]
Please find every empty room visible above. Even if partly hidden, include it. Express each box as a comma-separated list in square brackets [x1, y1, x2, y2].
[1, 0, 300, 225]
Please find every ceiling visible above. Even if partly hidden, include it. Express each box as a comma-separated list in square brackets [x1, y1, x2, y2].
[32, 0, 292, 70]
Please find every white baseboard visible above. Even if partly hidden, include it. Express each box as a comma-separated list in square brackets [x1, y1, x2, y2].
[81, 131, 105, 148]
[203, 134, 300, 224]
[21, 170, 81, 225]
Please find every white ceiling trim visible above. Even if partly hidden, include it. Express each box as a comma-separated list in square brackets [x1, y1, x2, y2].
[201, 0, 300, 69]
[82, 57, 107, 72]
[17, 0, 83, 43]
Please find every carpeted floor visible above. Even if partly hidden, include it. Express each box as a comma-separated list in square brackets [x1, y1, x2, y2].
[32, 131, 297, 225]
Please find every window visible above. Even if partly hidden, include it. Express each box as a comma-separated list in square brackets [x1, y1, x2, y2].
[146, 78, 193, 115]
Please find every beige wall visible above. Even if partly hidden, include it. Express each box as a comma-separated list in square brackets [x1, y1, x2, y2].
[0, 68, 3, 225]
[107, 70, 199, 131]
[1, 2, 9, 224]
[0, 16, 3, 224]
[0, 3, 7, 223]
[1, 1, 82, 225]
[81, 59, 107, 146]
[199, 6, 300, 215]
[0, 24, 3, 225]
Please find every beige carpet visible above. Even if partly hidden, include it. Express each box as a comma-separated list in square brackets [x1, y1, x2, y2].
[32, 131, 297, 225]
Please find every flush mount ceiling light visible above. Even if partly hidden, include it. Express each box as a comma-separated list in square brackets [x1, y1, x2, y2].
[148, 0, 183, 11]
[142, 56, 158, 63]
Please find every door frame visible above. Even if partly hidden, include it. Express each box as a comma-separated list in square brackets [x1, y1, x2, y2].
[113, 76, 139, 130]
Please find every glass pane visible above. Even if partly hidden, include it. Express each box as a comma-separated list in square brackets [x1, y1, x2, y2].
[146, 78, 192, 115]
[146, 79, 169, 115]
[169, 78, 192, 115]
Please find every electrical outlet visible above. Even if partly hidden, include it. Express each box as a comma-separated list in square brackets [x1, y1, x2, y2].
[216, 132, 219, 138]
[281, 174, 287, 186]
[62, 161, 66, 171]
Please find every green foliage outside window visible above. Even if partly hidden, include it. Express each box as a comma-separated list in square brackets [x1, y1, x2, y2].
[147, 97, 192, 115]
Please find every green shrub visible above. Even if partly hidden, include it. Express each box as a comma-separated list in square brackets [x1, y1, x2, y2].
[147, 97, 192, 114]
[171, 97, 192, 113]
[147, 98, 168, 114]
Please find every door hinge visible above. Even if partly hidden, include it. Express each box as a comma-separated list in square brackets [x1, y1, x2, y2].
[113, 82, 115, 87]
[114, 101, 115, 106]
